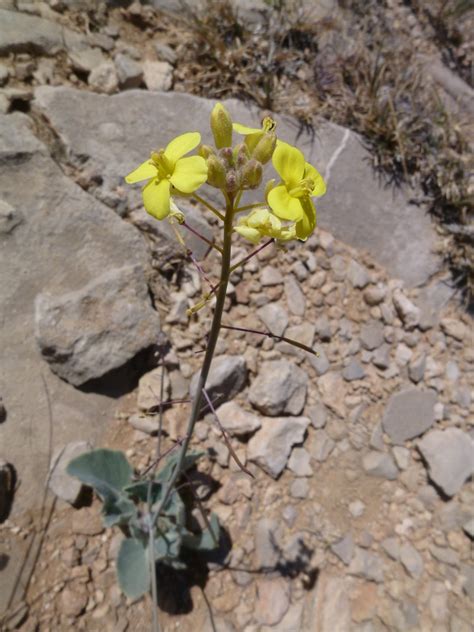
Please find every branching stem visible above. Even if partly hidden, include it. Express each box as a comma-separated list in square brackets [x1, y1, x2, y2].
[192, 193, 225, 221]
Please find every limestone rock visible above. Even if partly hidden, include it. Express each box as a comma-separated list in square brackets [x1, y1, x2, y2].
[143, 60, 173, 91]
[248, 416, 310, 478]
[400, 543, 424, 578]
[215, 401, 261, 437]
[418, 428, 474, 497]
[249, 360, 308, 416]
[392, 289, 421, 330]
[362, 451, 398, 480]
[114, 53, 143, 89]
[318, 371, 346, 418]
[35, 265, 161, 386]
[48, 441, 92, 504]
[254, 518, 281, 568]
[69, 47, 106, 74]
[303, 572, 351, 632]
[190, 355, 247, 406]
[88, 61, 118, 94]
[0, 199, 23, 234]
[347, 259, 370, 288]
[0, 9, 64, 55]
[440, 318, 467, 341]
[287, 447, 313, 476]
[257, 302, 288, 337]
[284, 275, 305, 316]
[342, 358, 366, 381]
[382, 388, 436, 445]
[137, 368, 171, 411]
[308, 347, 330, 376]
[360, 320, 385, 350]
[349, 547, 384, 582]
[255, 577, 290, 626]
[331, 534, 354, 565]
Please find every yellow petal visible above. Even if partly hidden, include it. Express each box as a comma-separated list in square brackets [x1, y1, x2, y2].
[234, 225, 262, 244]
[295, 197, 317, 241]
[304, 162, 327, 197]
[233, 123, 261, 135]
[165, 132, 201, 166]
[272, 143, 305, 187]
[247, 208, 271, 228]
[142, 178, 171, 220]
[267, 184, 304, 221]
[169, 156, 208, 193]
[125, 160, 157, 184]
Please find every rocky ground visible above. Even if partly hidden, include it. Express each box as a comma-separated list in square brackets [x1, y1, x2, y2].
[0, 1, 473, 631]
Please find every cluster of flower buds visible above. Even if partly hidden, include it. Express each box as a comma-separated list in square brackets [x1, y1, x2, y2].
[200, 103, 277, 195]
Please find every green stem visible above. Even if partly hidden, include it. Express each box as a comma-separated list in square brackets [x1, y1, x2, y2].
[234, 202, 266, 213]
[151, 196, 234, 526]
[192, 193, 225, 221]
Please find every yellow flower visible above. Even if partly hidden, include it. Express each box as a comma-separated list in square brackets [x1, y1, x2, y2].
[125, 132, 208, 220]
[234, 208, 296, 244]
[267, 142, 326, 241]
[233, 116, 276, 154]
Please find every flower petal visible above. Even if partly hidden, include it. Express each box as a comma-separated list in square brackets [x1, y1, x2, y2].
[142, 178, 171, 220]
[247, 208, 271, 228]
[295, 197, 317, 241]
[272, 143, 305, 187]
[125, 160, 157, 184]
[268, 184, 304, 221]
[233, 123, 261, 135]
[169, 156, 208, 193]
[304, 162, 327, 197]
[165, 132, 201, 166]
[234, 225, 262, 244]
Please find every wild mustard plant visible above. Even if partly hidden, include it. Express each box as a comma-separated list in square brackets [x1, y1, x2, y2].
[67, 103, 326, 613]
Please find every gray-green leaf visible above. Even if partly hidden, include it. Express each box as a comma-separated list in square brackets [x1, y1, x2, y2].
[116, 538, 150, 599]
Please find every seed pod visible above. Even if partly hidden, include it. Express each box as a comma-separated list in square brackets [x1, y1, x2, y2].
[206, 155, 227, 189]
[240, 159, 262, 189]
[252, 132, 277, 164]
[210, 102, 233, 149]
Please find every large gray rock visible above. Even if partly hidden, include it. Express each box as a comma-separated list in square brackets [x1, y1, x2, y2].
[249, 360, 308, 416]
[248, 416, 310, 478]
[0, 112, 152, 522]
[418, 428, 474, 497]
[35, 265, 161, 386]
[382, 388, 436, 445]
[189, 355, 247, 406]
[32, 87, 441, 288]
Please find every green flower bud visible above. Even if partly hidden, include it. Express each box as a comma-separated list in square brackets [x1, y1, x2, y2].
[219, 147, 234, 168]
[252, 131, 277, 164]
[226, 170, 240, 193]
[233, 142, 251, 168]
[240, 159, 262, 189]
[198, 144, 216, 159]
[210, 102, 233, 149]
[206, 155, 227, 189]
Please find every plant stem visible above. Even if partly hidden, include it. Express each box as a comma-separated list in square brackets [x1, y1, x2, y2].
[151, 195, 234, 526]
[192, 193, 225, 221]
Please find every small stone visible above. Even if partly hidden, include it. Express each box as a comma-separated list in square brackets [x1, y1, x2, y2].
[392, 289, 420, 330]
[331, 533, 354, 565]
[142, 60, 173, 91]
[254, 518, 280, 568]
[284, 275, 305, 316]
[318, 372, 347, 418]
[382, 388, 436, 445]
[349, 547, 384, 582]
[381, 537, 400, 560]
[137, 368, 171, 411]
[257, 302, 288, 337]
[342, 358, 366, 381]
[430, 545, 459, 566]
[282, 505, 297, 527]
[72, 507, 104, 536]
[440, 318, 466, 341]
[69, 47, 106, 74]
[311, 430, 335, 462]
[408, 353, 426, 383]
[314, 315, 332, 341]
[261, 265, 283, 286]
[307, 403, 328, 429]
[154, 41, 177, 64]
[165, 292, 188, 324]
[114, 53, 143, 89]
[169, 371, 188, 400]
[290, 477, 309, 499]
[249, 360, 307, 416]
[400, 543, 424, 578]
[128, 414, 157, 435]
[190, 355, 247, 407]
[370, 422, 385, 450]
[347, 259, 370, 288]
[418, 428, 474, 497]
[0, 199, 23, 234]
[61, 585, 88, 617]
[463, 518, 474, 539]
[363, 285, 386, 305]
[349, 500, 365, 518]
[255, 577, 290, 626]
[88, 61, 118, 93]
[395, 343, 413, 366]
[372, 344, 391, 370]
[279, 322, 315, 356]
[308, 347, 330, 376]
[392, 446, 410, 470]
[248, 416, 310, 478]
[362, 451, 398, 480]
[215, 401, 261, 437]
[288, 447, 313, 476]
[49, 441, 92, 505]
[360, 321, 384, 350]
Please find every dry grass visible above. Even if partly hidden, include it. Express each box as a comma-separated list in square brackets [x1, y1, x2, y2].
[161, 0, 473, 304]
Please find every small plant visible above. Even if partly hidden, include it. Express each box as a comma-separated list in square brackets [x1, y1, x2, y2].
[67, 101, 326, 623]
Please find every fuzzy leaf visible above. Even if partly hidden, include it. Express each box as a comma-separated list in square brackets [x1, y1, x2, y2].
[67, 449, 133, 501]
[116, 538, 150, 599]
[156, 450, 205, 484]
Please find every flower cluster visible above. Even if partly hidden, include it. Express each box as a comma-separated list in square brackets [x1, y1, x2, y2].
[125, 103, 326, 243]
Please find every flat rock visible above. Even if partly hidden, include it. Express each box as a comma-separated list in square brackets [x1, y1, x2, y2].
[400, 543, 424, 578]
[382, 388, 436, 445]
[142, 60, 173, 91]
[308, 346, 330, 376]
[248, 416, 310, 478]
[311, 430, 335, 462]
[342, 358, 366, 381]
[347, 259, 370, 288]
[318, 371, 347, 418]
[418, 428, 474, 497]
[392, 289, 421, 330]
[257, 302, 288, 337]
[287, 447, 313, 476]
[249, 360, 308, 416]
[360, 320, 385, 350]
[35, 265, 161, 386]
[189, 355, 247, 407]
[348, 547, 384, 583]
[214, 401, 261, 437]
[284, 275, 305, 316]
[0, 9, 63, 55]
[331, 533, 354, 565]
[254, 518, 281, 568]
[137, 367, 171, 411]
[255, 577, 290, 626]
[362, 451, 398, 480]
[302, 571, 351, 632]
[48, 441, 92, 504]
[0, 199, 23, 234]
[114, 53, 143, 89]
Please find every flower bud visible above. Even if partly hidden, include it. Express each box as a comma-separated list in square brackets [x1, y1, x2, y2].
[240, 159, 262, 189]
[252, 131, 277, 164]
[210, 102, 233, 149]
[206, 155, 227, 189]
[219, 147, 234, 169]
[198, 144, 216, 159]
[225, 170, 240, 193]
[233, 142, 250, 168]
